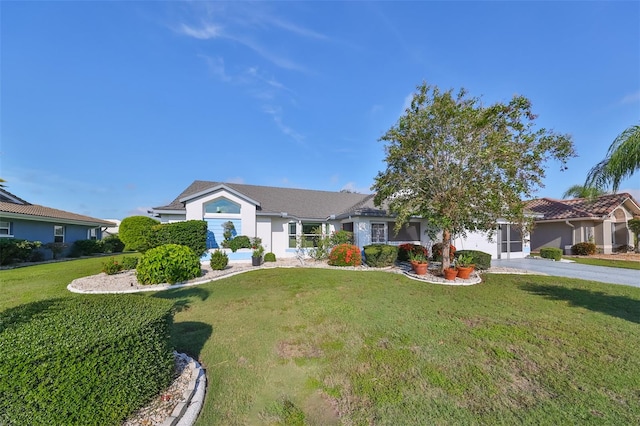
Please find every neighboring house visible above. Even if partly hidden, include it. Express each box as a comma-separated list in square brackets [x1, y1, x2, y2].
[0, 189, 115, 259]
[526, 193, 640, 254]
[150, 180, 529, 260]
[102, 219, 121, 239]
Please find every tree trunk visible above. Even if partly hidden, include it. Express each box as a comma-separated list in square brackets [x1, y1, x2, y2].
[441, 229, 451, 271]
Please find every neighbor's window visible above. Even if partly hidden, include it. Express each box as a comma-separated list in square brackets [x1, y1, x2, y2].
[371, 223, 386, 244]
[288, 222, 297, 248]
[0, 221, 11, 236]
[54, 225, 65, 243]
[204, 198, 241, 214]
[88, 228, 98, 240]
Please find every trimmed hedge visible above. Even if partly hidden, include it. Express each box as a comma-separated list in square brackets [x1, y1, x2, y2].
[102, 235, 125, 253]
[69, 239, 104, 257]
[264, 252, 276, 262]
[540, 247, 562, 261]
[0, 296, 174, 426]
[136, 244, 202, 285]
[0, 238, 42, 265]
[363, 244, 398, 267]
[454, 250, 492, 270]
[571, 242, 596, 256]
[119, 216, 159, 252]
[151, 220, 208, 257]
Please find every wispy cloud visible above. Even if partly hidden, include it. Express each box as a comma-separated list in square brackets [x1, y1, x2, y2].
[263, 105, 305, 145]
[177, 23, 223, 40]
[341, 182, 372, 194]
[198, 54, 231, 82]
[619, 91, 640, 105]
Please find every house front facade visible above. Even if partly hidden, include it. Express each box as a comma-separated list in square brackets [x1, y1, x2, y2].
[150, 180, 529, 261]
[0, 189, 115, 259]
[526, 193, 640, 254]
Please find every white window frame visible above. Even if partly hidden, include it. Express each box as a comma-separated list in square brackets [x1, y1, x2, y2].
[88, 228, 98, 240]
[288, 222, 297, 248]
[0, 221, 11, 236]
[371, 223, 386, 244]
[54, 225, 65, 243]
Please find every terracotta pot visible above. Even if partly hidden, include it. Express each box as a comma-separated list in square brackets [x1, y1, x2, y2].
[456, 265, 475, 279]
[443, 268, 458, 280]
[411, 261, 428, 275]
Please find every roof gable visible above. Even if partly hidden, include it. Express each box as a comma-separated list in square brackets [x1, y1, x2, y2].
[525, 193, 640, 221]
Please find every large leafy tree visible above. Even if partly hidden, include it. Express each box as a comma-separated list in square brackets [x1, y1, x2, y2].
[373, 82, 576, 271]
[585, 124, 640, 192]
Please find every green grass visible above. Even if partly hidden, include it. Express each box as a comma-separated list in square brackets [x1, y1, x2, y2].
[564, 256, 640, 270]
[2, 259, 639, 425]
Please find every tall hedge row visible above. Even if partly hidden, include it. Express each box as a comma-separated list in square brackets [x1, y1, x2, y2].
[151, 220, 208, 257]
[0, 296, 175, 426]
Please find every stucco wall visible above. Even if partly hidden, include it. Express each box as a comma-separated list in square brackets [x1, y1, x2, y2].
[530, 222, 573, 252]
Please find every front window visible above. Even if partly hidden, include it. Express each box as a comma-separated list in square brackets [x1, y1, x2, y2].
[371, 223, 386, 244]
[0, 221, 10, 236]
[302, 222, 322, 247]
[88, 228, 98, 240]
[54, 225, 65, 243]
[288, 222, 297, 248]
[204, 198, 241, 214]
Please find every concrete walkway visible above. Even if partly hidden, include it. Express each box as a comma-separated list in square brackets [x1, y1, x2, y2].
[492, 258, 640, 287]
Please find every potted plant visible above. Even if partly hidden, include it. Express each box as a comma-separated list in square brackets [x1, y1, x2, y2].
[251, 237, 264, 266]
[443, 266, 458, 280]
[409, 249, 429, 275]
[455, 253, 475, 279]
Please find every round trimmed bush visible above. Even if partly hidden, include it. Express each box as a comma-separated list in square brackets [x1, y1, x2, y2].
[136, 244, 202, 284]
[264, 252, 276, 262]
[328, 244, 362, 267]
[210, 249, 229, 270]
[119, 216, 159, 252]
[571, 242, 596, 256]
[363, 244, 398, 267]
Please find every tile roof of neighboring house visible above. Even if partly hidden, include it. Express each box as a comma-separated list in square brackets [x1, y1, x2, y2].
[525, 193, 640, 221]
[153, 180, 384, 220]
[0, 201, 116, 227]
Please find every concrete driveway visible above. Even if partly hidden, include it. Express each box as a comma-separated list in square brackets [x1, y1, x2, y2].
[492, 258, 640, 288]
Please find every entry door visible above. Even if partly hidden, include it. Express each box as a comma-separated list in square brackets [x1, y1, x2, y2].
[498, 225, 522, 259]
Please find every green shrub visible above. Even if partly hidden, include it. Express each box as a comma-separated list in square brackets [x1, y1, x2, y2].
[102, 235, 125, 253]
[571, 242, 596, 256]
[328, 244, 362, 267]
[43, 242, 67, 259]
[136, 244, 202, 284]
[120, 256, 139, 270]
[69, 239, 104, 257]
[0, 296, 174, 426]
[226, 235, 252, 252]
[330, 230, 354, 246]
[264, 252, 276, 262]
[397, 243, 429, 262]
[540, 247, 562, 261]
[454, 250, 492, 270]
[431, 243, 456, 262]
[151, 220, 208, 257]
[102, 257, 123, 275]
[210, 249, 229, 270]
[119, 216, 159, 252]
[0, 239, 42, 265]
[363, 244, 398, 267]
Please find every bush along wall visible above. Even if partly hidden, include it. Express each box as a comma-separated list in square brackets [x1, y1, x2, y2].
[540, 247, 563, 261]
[151, 220, 208, 257]
[454, 250, 492, 270]
[0, 296, 175, 426]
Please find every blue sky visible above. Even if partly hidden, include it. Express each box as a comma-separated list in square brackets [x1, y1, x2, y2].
[2, 1, 639, 221]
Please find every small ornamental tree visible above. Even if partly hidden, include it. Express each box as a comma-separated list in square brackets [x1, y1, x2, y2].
[373, 82, 576, 271]
[628, 218, 640, 253]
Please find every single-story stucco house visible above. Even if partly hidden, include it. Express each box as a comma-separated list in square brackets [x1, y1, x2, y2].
[150, 180, 531, 261]
[0, 188, 115, 259]
[526, 192, 640, 254]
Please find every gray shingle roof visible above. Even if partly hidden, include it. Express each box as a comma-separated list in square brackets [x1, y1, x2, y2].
[153, 180, 383, 219]
[0, 201, 116, 227]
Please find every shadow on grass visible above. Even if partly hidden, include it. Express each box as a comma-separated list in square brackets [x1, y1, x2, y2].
[152, 286, 211, 313]
[521, 283, 640, 324]
[0, 298, 67, 332]
[171, 321, 212, 360]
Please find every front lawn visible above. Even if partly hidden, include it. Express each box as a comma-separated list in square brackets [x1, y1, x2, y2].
[1, 260, 639, 424]
[564, 256, 640, 270]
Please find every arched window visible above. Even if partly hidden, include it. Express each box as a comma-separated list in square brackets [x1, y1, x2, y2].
[204, 198, 241, 214]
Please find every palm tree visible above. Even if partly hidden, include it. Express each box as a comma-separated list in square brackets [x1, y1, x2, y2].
[562, 184, 607, 199]
[585, 124, 640, 192]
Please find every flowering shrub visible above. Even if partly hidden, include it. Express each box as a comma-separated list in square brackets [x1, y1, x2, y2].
[431, 243, 456, 261]
[328, 244, 361, 267]
[397, 243, 429, 262]
[102, 257, 123, 275]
